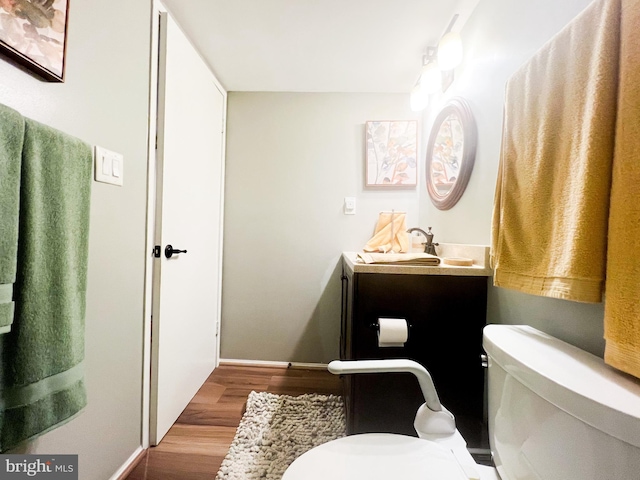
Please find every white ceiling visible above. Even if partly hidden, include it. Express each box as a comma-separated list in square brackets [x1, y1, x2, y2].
[161, 0, 480, 93]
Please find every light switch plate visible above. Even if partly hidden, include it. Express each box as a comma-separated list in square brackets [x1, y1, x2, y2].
[94, 145, 124, 186]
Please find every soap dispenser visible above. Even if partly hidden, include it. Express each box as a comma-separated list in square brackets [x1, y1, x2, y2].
[424, 227, 439, 256]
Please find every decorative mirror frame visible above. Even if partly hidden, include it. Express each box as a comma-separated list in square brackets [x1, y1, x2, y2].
[425, 97, 477, 210]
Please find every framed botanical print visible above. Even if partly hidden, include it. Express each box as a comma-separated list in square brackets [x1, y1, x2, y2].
[365, 120, 418, 187]
[0, 0, 70, 82]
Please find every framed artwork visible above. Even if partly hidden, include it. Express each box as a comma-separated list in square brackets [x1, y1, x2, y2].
[365, 120, 418, 187]
[425, 97, 477, 210]
[0, 0, 70, 82]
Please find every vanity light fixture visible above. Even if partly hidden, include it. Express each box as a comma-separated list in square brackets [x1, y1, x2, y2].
[410, 49, 437, 112]
[420, 48, 441, 94]
[410, 14, 463, 110]
[437, 30, 463, 71]
[410, 81, 429, 112]
[437, 13, 463, 71]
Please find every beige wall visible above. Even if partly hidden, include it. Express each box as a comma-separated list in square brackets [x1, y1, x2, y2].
[419, 0, 606, 356]
[223, 0, 609, 362]
[0, 1, 150, 477]
[222, 92, 421, 362]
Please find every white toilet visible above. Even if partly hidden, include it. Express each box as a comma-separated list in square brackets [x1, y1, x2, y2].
[283, 325, 640, 480]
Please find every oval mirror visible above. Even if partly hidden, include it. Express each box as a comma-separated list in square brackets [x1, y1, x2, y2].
[425, 97, 477, 210]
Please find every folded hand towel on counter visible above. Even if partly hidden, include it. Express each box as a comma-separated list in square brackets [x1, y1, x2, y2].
[363, 212, 409, 253]
[490, 0, 620, 303]
[0, 104, 25, 335]
[604, 0, 640, 379]
[0, 118, 92, 452]
[357, 252, 440, 266]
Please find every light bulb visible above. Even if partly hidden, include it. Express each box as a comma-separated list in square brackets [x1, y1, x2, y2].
[410, 83, 428, 111]
[420, 61, 441, 94]
[437, 31, 463, 71]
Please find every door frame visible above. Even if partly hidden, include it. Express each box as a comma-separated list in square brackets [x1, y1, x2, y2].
[141, 0, 226, 448]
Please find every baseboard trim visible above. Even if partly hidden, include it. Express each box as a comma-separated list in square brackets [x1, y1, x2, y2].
[219, 358, 329, 370]
[111, 446, 146, 480]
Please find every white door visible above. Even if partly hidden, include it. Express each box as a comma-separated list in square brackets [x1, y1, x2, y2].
[150, 11, 225, 445]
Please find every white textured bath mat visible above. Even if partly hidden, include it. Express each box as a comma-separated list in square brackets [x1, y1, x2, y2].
[215, 391, 346, 480]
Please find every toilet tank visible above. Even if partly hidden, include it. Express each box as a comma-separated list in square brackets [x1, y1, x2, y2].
[483, 325, 640, 480]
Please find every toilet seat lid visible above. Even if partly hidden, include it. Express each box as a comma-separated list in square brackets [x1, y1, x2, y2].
[283, 433, 470, 480]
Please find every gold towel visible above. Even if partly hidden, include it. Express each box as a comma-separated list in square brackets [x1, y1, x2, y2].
[491, 0, 620, 303]
[604, 0, 640, 378]
[363, 212, 409, 253]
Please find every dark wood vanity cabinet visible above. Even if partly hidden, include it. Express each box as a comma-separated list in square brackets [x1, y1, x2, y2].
[340, 260, 489, 450]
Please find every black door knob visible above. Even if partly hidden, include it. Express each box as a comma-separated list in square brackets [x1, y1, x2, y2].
[165, 244, 187, 258]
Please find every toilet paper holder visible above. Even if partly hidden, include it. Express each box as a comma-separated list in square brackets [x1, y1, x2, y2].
[369, 318, 412, 346]
[368, 319, 413, 331]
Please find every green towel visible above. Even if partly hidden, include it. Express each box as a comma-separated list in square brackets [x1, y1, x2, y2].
[0, 104, 25, 335]
[0, 117, 92, 452]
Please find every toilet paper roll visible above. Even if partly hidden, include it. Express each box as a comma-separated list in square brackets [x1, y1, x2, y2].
[377, 318, 409, 347]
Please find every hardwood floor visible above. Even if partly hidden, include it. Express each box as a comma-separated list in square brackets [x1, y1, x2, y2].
[124, 364, 343, 480]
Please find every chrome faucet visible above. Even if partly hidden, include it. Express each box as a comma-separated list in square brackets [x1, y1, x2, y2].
[407, 227, 439, 256]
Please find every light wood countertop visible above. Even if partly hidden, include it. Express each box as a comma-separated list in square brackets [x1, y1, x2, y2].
[343, 244, 492, 277]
